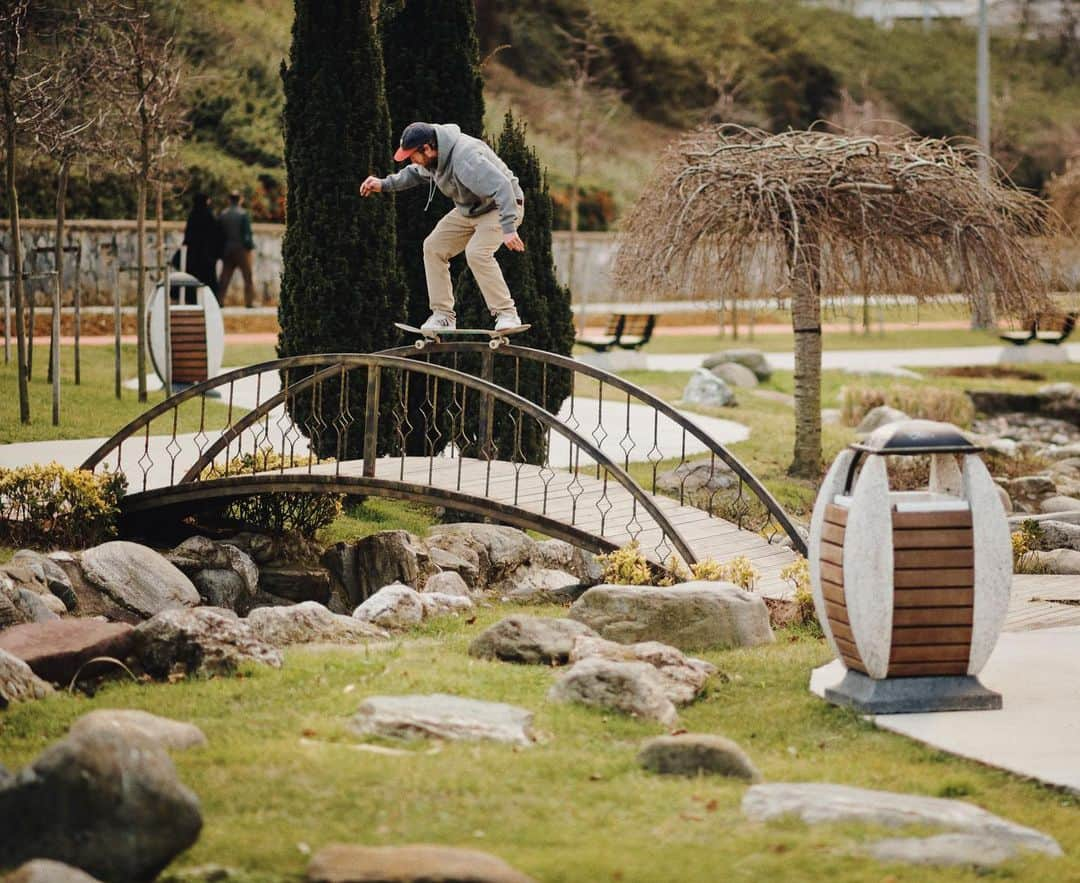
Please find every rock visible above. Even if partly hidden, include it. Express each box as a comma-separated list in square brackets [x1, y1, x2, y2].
[132, 607, 283, 678]
[418, 592, 474, 618]
[497, 566, 585, 603]
[257, 564, 331, 605]
[349, 694, 535, 746]
[420, 570, 470, 597]
[1041, 494, 1080, 514]
[856, 405, 908, 434]
[864, 833, 1031, 868]
[1000, 475, 1058, 513]
[1030, 520, 1080, 551]
[638, 734, 761, 781]
[426, 545, 480, 589]
[0, 728, 203, 880]
[166, 536, 259, 612]
[996, 484, 1014, 514]
[0, 648, 53, 709]
[708, 361, 759, 388]
[80, 541, 200, 618]
[569, 635, 715, 705]
[681, 368, 734, 408]
[533, 540, 603, 586]
[3, 860, 104, 883]
[742, 783, 1061, 855]
[0, 578, 31, 630]
[1045, 443, 1080, 461]
[307, 844, 536, 883]
[986, 437, 1019, 457]
[0, 563, 61, 621]
[1028, 548, 1080, 574]
[352, 530, 435, 601]
[15, 589, 59, 624]
[321, 542, 362, 611]
[655, 460, 739, 513]
[12, 551, 76, 610]
[702, 348, 771, 381]
[220, 531, 277, 564]
[549, 657, 677, 725]
[352, 583, 424, 630]
[0, 620, 134, 685]
[246, 601, 388, 647]
[469, 616, 598, 665]
[44, 552, 140, 624]
[428, 524, 537, 584]
[569, 582, 774, 651]
[70, 709, 207, 751]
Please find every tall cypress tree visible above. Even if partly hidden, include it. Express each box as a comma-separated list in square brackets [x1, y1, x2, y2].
[279, 0, 405, 458]
[457, 111, 576, 464]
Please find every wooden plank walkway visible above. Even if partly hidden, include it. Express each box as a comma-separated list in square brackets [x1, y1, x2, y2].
[313, 456, 799, 596]
[1005, 575, 1080, 632]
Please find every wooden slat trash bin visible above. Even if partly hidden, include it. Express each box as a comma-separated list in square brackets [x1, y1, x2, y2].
[147, 272, 225, 389]
[808, 420, 1011, 714]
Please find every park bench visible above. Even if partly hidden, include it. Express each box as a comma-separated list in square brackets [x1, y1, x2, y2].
[576, 312, 657, 353]
[998, 312, 1076, 346]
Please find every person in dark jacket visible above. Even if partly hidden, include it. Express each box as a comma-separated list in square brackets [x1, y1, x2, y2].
[181, 192, 224, 298]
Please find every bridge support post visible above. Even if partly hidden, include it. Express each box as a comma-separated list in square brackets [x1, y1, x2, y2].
[478, 348, 495, 461]
[362, 366, 380, 477]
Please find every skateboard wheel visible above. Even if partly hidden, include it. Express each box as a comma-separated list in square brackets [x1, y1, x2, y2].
[414, 339, 427, 350]
[488, 338, 501, 350]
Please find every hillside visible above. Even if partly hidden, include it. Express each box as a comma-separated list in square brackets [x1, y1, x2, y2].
[17, 0, 1080, 226]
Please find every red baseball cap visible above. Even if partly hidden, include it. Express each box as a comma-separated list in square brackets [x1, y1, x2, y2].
[394, 122, 435, 162]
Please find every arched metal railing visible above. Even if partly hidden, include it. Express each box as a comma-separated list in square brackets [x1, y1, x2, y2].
[81, 354, 699, 565]
[377, 342, 806, 556]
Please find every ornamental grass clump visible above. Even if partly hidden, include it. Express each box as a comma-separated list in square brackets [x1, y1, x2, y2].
[600, 542, 761, 589]
[200, 447, 342, 537]
[841, 384, 975, 428]
[0, 463, 126, 548]
[1011, 519, 1047, 575]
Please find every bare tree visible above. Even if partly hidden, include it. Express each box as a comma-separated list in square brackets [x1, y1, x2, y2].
[98, 0, 186, 403]
[614, 125, 1051, 478]
[555, 6, 621, 335]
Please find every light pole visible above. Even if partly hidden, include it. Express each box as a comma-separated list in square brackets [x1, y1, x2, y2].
[976, 0, 991, 181]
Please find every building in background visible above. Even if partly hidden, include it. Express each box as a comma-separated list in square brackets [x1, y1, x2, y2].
[805, 1, 1067, 30]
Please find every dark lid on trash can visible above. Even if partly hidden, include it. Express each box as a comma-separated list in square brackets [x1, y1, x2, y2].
[850, 419, 982, 456]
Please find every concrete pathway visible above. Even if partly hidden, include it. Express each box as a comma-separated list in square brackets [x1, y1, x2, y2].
[811, 624, 1080, 794]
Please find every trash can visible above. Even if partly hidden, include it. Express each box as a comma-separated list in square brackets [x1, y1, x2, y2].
[808, 420, 1011, 713]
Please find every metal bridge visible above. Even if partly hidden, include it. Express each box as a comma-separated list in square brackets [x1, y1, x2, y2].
[80, 343, 804, 593]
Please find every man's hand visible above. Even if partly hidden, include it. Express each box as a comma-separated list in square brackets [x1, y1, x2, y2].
[359, 176, 382, 197]
[503, 232, 525, 252]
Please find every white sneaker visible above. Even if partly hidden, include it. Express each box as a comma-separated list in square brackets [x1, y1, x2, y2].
[420, 312, 455, 331]
[494, 310, 522, 332]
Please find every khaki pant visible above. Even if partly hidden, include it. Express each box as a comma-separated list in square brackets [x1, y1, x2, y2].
[422, 203, 524, 320]
[218, 246, 256, 307]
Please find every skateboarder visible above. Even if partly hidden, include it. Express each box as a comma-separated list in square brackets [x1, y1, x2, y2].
[360, 122, 525, 332]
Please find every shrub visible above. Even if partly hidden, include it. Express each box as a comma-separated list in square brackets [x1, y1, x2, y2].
[0, 464, 126, 549]
[597, 541, 654, 585]
[780, 555, 821, 634]
[1011, 519, 1047, 574]
[599, 543, 760, 589]
[841, 384, 975, 428]
[200, 448, 343, 538]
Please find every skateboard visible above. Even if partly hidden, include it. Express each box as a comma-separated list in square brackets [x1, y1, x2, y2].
[394, 322, 531, 350]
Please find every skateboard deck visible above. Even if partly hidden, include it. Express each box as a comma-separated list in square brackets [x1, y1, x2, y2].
[395, 322, 531, 349]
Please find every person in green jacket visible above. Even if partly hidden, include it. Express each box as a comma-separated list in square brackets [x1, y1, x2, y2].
[217, 191, 258, 308]
[361, 122, 524, 331]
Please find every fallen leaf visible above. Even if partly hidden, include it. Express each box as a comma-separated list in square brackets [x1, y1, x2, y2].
[670, 728, 688, 736]
[343, 683, 356, 694]
[301, 728, 317, 738]
[589, 772, 604, 781]
[465, 615, 477, 625]
[705, 799, 718, 812]
[679, 813, 703, 822]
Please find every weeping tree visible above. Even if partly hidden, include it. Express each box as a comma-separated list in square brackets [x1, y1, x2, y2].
[1048, 154, 1080, 233]
[456, 112, 576, 464]
[279, 0, 405, 458]
[615, 125, 1051, 478]
[382, 0, 484, 454]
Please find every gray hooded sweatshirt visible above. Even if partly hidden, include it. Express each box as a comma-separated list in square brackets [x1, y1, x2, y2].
[378, 123, 524, 235]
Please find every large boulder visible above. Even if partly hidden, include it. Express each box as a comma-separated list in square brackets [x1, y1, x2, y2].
[132, 607, 283, 678]
[418, 592, 474, 618]
[742, 783, 1061, 855]
[69, 709, 207, 752]
[350, 694, 535, 746]
[1028, 548, 1080, 574]
[307, 844, 536, 883]
[469, 616, 598, 665]
[0, 648, 53, 709]
[494, 566, 586, 603]
[0, 579, 32, 631]
[0, 620, 133, 686]
[569, 635, 715, 705]
[533, 539, 603, 586]
[427, 524, 537, 586]
[351, 530, 436, 601]
[80, 541, 200, 618]
[655, 459, 739, 505]
[681, 369, 734, 408]
[548, 657, 678, 725]
[638, 734, 761, 781]
[569, 582, 774, 651]
[703, 348, 771, 381]
[10, 550, 76, 610]
[0, 728, 202, 880]
[257, 564, 331, 605]
[246, 601, 387, 647]
[1031, 520, 1080, 551]
[1041, 494, 1080, 514]
[708, 361, 759, 389]
[165, 536, 259, 612]
[856, 405, 908, 434]
[420, 570, 470, 597]
[352, 583, 424, 630]
[3, 860, 103, 883]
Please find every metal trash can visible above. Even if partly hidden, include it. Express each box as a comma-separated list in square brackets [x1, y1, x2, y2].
[808, 420, 1011, 713]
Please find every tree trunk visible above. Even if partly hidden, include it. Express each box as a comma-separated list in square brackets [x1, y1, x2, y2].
[155, 180, 165, 270]
[569, 78, 583, 336]
[789, 230, 823, 479]
[970, 287, 995, 329]
[50, 158, 70, 425]
[5, 117, 29, 423]
[136, 157, 148, 402]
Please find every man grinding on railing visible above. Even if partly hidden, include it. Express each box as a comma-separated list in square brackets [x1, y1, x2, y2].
[360, 122, 525, 333]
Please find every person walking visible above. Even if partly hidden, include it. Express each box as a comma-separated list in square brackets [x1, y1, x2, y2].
[217, 190, 257, 307]
[180, 192, 224, 299]
[360, 122, 525, 331]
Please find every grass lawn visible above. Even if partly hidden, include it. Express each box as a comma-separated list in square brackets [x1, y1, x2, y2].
[1, 608, 1075, 882]
[0, 345, 237, 446]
